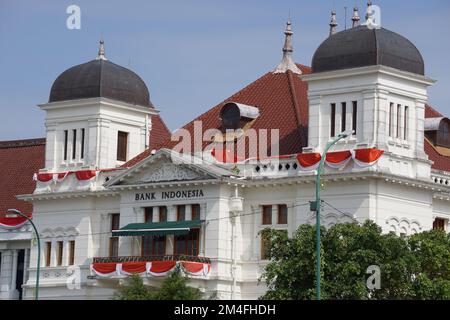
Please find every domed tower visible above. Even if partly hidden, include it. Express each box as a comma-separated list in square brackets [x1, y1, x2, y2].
[40, 40, 159, 171]
[302, 3, 435, 179]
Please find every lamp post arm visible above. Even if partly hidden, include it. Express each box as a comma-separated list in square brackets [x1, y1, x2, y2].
[7, 209, 40, 300]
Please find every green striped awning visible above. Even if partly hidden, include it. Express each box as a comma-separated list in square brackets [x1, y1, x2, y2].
[112, 220, 204, 237]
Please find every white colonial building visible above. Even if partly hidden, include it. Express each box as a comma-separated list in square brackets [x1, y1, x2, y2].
[1, 3, 449, 300]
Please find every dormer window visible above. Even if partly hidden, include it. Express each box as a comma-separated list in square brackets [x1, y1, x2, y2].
[425, 117, 450, 148]
[220, 102, 259, 132]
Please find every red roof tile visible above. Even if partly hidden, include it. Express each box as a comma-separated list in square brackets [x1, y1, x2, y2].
[0, 138, 45, 216]
[149, 114, 171, 151]
[125, 65, 311, 167]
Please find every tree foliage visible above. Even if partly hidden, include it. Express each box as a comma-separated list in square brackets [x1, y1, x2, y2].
[260, 221, 450, 300]
[114, 266, 202, 300]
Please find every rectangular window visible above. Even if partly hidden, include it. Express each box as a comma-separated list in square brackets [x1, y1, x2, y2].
[144, 207, 153, 223]
[191, 204, 201, 221]
[177, 205, 186, 221]
[72, 129, 77, 160]
[174, 229, 199, 256]
[352, 101, 358, 135]
[262, 205, 272, 225]
[80, 128, 85, 159]
[404, 106, 409, 141]
[45, 242, 51, 267]
[56, 241, 63, 266]
[68, 241, 75, 266]
[277, 204, 288, 225]
[330, 103, 336, 138]
[389, 103, 394, 137]
[159, 206, 168, 222]
[397, 104, 402, 139]
[142, 208, 165, 256]
[142, 236, 166, 256]
[109, 214, 120, 257]
[341, 102, 347, 133]
[433, 218, 446, 231]
[63, 130, 68, 161]
[117, 131, 128, 162]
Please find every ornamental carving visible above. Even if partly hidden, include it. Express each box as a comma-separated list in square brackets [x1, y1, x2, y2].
[136, 162, 206, 183]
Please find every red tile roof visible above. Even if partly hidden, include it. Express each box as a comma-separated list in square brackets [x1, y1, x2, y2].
[125, 65, 311, 167]
[424, 104, 450, 172]
[149, 114, 171, 151]
[0, 138, 45, 216]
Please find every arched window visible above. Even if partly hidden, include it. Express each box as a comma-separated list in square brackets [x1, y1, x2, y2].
[438, 121, 450, 147]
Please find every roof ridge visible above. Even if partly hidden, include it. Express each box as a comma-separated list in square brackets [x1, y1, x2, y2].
[0, 138, 46, 149]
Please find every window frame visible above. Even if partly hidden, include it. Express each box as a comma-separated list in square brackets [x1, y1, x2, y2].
[277, 204, 288, 225]
[262, 205, 272, 225]
[330, 103, 336, 138]
[116, 131, 129, 162]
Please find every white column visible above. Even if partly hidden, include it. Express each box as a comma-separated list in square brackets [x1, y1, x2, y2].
[0, 250, 13, 298]
[45, 122, 58, 170]
[415, 99, 427, 160]
[186, 205, 192, 221]
[362, 90, 376, 145]
[168, 205, 177, 222]
[272, 205, 278, 225]
[10, 250, 18, 293]
[153, 207, 160, 223]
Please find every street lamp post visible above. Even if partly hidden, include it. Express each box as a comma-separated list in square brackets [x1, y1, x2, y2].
[313, 130, 353, 300]
[7, 209, 40, 300]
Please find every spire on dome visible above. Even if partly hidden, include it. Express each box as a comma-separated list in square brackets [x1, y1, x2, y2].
[352, 7, 360, 27]
[329, 11, 338, 36]
[274, 19, 302, 75]
[365, 1, 373, 24]
[96, 38, 107, 61]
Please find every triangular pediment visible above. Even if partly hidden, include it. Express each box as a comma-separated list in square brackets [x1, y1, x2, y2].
[128, 161, 211, 184]
[107, 149, 230, 186]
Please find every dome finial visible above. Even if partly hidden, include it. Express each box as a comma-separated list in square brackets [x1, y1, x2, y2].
[352, 7, 360, 27]
[96, 38, 107, 61]
[329, 11, 338, 36]
[365, 1, 373, 24]
[273, 19, 302, 75]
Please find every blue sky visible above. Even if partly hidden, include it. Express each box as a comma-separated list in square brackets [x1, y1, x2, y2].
[1, 0, 449, 140]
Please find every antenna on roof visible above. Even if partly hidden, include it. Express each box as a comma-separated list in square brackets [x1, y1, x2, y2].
[344, 7, 347, 30]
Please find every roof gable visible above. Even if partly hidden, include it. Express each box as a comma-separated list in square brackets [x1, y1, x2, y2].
[125, 64, 311, 168]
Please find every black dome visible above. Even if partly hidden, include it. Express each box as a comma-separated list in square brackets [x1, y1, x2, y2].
[312, 26, 425, 75]
[49, 59, 153, 107]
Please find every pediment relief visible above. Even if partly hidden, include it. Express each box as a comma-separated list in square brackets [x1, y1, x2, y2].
[123, 161, 213, 184]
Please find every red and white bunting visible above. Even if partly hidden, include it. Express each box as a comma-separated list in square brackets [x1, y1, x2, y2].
[296, 153, 321, 171]
[33, 170, 98, 185]
[296, 148, 384, 171]
[351, 148, 385, 168]
[0, 214, 30, 229]
[325, 151, 353, 170]
[90, 261, 211, 278]
[90, 262, 120, 278]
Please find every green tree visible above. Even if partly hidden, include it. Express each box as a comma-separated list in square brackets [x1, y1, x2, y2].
[113, 266, 202, 300]
[113, 274, 154, 300]
[260, 221, 450, 300]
